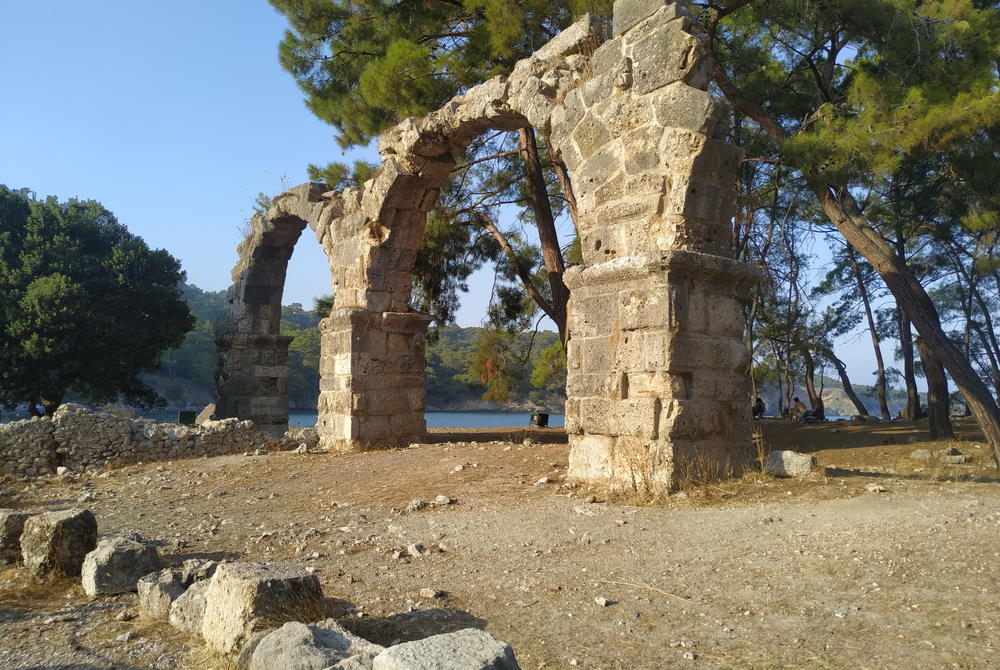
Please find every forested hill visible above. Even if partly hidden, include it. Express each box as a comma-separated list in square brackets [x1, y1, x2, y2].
[145, 284, 568, 411]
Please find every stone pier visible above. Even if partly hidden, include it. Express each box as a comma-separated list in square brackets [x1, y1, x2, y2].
[317, 309, 431, 448]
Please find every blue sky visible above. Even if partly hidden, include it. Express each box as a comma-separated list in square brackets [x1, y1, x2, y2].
[0, 1, 906, 400]
[1, 1, 377, 311]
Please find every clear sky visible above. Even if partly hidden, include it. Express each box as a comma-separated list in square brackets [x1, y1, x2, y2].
[1, 0, 374, 310]
[0, 0, 907, 400]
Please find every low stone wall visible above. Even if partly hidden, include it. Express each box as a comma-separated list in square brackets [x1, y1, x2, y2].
[0, 404, 273, 478]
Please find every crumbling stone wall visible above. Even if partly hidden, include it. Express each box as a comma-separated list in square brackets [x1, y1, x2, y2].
[217, 0, 759, 490]
[0, 404, 271, 478]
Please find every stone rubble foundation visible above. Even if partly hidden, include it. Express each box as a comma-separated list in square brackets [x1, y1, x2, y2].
[0, 403, 273, 478]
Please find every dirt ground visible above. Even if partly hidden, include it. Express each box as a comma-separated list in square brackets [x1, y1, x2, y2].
[1, 417, 998, 670]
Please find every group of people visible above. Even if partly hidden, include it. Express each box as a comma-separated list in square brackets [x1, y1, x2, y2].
[751, 396, 825, 422]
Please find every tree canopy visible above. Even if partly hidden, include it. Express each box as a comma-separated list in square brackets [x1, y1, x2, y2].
[0, 186, 194, 415]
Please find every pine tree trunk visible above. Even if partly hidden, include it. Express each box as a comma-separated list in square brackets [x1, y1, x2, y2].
[848, 247, 891, 420]
[518, 127, 569, 345]
[825, 348, 869, 416]
[898, 309, 921, 420]
[802, 348, 820, 410]
[916, 336, 954, 440]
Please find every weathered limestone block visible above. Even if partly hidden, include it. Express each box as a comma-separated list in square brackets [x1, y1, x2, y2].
[139, 559, 217, 620]
[201, 562, 325, 654]
[613, 0, 691, 38]
[82, 534, 162, 596]
[170, 578, 211, 635]
[20, 508, 97, 577]
[765, 450, 815, 478]
[249, 619, 385, 670]
[372, 628, 520, 670]
[0, 509, 31, 564]
[139, 569, 188, 620]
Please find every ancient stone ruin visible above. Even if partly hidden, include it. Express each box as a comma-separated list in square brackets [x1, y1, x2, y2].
[216, 0, 759, 490]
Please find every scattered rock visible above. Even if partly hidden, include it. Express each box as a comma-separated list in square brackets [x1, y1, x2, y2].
[294, 444, 309, 454]
[249, 619, 384, 670]
[0, 509, 31, 564]
[116, 631, 135, 643]
[82, 534, 161, 596]
[536, 477, 550, 485]
[407, 499, 427, 513]
[56, 466, 70, 476]
[594, 596, 612, 607]
[406, 543, 425, 558]
[866, 483, 889, 493]
[764, 451, 815, 478]
[20, 508, 97, 577]
[201, 562, 325, 654]
[909, 449, 932, 460]
[372, 628, 519, 670]
[433, 495, 452, 506]
[939, 447, 971, 464]
[420, 587, 444, 599]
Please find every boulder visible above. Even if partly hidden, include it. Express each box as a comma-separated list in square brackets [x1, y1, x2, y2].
[170, 579, 211, 635]
[20, 508, 97, 577]
[939, 447, 971, 464]
[909, 449, 932, 461]
[0, 509, 31, 564]
[139, 559, 218, 620]
[372, 629, 520, 670]
[764, 450, 815, 478]
[249, 619, 384, 670]
[82, 534, 161, 596]
[201, 562, 325, 654]
[333, 654, 381, 670]
[138, 569, 188, 620]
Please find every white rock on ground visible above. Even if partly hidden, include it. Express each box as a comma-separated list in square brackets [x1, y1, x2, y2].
[372, 628, 520, 670]
[249, 619, 384, 670]
[200, 562, 325, 654]
[82, 534, 162, 596]
[139, 559, 218, 620]
[764, 450, 815, 478]
[20, 508, 97, 577]
[169, 579, 211, 635]
[0, 509, 31, 564]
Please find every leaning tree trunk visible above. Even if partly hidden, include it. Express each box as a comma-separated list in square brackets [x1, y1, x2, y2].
[816, 186, 1000, 467]
[825, 348, 869, 416]
[915, 336, 955, 440]
[848, 247, 891, 420]
[801, 347, 821, 410]
[898, 309, 921, 420]
[518, 127, 569, 345]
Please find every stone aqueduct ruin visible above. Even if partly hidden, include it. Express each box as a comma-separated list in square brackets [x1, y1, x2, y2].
[215, 1, 760, 491]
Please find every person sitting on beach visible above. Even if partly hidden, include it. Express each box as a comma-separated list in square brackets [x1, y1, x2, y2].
[791, 397, 807, 420]
[752, 397, 766, 419]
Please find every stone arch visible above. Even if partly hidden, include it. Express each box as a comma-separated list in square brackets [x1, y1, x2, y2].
[217, 1, 760, 490]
